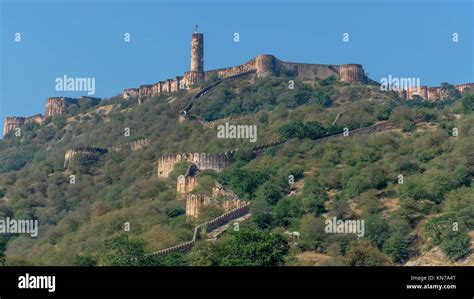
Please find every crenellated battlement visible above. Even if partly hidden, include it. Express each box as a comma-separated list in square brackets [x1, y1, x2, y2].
[397, 83, 474, 101]
[122, 32, 368, 102]
[63, 146, 108, 168]
[108, 138, 149, 152]
[145, 201, 251, 257]
[3, 96, 102, 138]
[3, 117, 26, 136]
[125, 55, 367, 101]
[2, 114, 44, 136]
[64, 138, 149, 168]
[157, 151, 236, 178]
[124, 76, 185, 101]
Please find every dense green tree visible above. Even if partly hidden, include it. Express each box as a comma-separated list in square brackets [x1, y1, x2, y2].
[380, 217, 412, 262]
[301, 176, 328, 216]
[255, 180, 284, 205]
[73, 255, 98, 266]
[219, 166, 268, 199]
[364, 214, 390, 249]
[210, 228, 289, 266]
[303, 121, 327, 139]
[389, 106, 416, 131]
[440, 82, 461, 100]
[278, 121, 305, 140]
[298, 214, 327, 251]
[165, 207, 185, 218]
[278, 121, 327, 140]
[383, 232, 410, 263]
[461, 94, 474, 113]
[102, 234, 148, 266]
[273, 197, 304, 227]
[0, 237, 7, 266]
[440, 226, 471, 260]
[250, 198, 274, 229]
[346, 240, 392, 266]
[424, 214, 457, 244]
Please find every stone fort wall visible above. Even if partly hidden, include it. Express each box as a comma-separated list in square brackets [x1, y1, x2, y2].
[64, 138, 149, 168]
[398, 83, 474, 101]
[3, 96, 99, 136]
[3, 114, 44, 136]
[185, 194, 246, 218]
[145, 202, 251, 257]
[45, 97, 77, 117]
[122, 31, 368, 101]
[157, 151, 236, 178]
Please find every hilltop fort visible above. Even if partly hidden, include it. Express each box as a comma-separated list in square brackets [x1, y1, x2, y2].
[122, 31, 367, 100]
[3, 30, 473, 136]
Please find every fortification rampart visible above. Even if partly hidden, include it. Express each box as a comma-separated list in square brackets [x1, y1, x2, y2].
[339, 64, 365, 83]
[185, 194, 212, 218]
[455, 83, 474, 93]
[25, 114, 44, 125]
[204, 58, 257, 80]
[2, 114, 45, 136]
[145, 202, 251, 257]
[126, 55, 367, 102]
[3, 117, 26, 136]
[63, 147, 108, 168]
[185, 184, 245, 218]
[399, 83, 474, 101]
[122, 32, 368, 102]
[157, 151, 236, 178]
[279, 61, 340, 80]
[45, 97, 78, 117]
[177, 163, 200, 197]
[64, 138, 149, 168]
[3, 114, 43, 136]
[108, 138, 150, 152]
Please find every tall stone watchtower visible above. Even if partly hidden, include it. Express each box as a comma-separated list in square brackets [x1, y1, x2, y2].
[190, 30, 204, 73]
[185, 27, 205, 86]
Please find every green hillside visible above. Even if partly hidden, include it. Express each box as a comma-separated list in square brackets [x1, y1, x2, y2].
[0, 74, 473, 266]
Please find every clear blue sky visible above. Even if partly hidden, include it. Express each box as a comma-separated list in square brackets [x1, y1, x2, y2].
[1, 0, 473, 138]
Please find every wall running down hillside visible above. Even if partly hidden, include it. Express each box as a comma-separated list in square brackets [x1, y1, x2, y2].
[144, 202, 251, 257]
